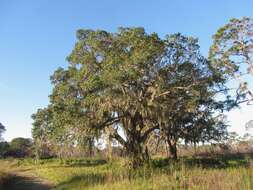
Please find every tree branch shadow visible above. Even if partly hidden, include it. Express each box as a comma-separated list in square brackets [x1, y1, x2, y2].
[2, 174, 52, 190]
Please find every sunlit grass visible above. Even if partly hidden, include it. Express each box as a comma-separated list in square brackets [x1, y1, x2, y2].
[1, 156, 253, 190]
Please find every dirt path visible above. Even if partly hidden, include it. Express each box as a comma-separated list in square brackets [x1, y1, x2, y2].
[1, 166, 53, 190]
[2, 173, 52, 190]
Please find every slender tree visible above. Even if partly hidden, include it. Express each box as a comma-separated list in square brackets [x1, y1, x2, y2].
[209, 17, 253, 105]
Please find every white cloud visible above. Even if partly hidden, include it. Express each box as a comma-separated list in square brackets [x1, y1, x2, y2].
[226, 104, 253, 136]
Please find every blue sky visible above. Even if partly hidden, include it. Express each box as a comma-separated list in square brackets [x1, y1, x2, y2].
[1, 0, 253, 141]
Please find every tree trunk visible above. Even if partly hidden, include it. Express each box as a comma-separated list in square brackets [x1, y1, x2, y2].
[193, 141, 197, 155]
[88, 138, 93, 157]
[125, 135, 150, 168]
[110, 112, 155, 169]
[106, 131, 112, 160]
[127, 141, 144, 168]
[167, 138, 178, 160]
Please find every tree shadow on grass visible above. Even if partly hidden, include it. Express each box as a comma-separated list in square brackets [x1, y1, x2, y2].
[151, 153, 252, 169]
[36, 159, 107, 169]
[62, 159, 107, 168]
[2, 174, 52, 190]
[54, 173, 105, 190]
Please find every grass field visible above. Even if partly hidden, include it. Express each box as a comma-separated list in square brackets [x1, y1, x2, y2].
[1, 155, 253, 190]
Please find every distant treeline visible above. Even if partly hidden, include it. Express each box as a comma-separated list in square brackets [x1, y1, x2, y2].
[0, 138, 33, 158]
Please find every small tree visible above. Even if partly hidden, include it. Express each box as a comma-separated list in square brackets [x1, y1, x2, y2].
[8, 138, 33, 158]
[32, 107, 54, 159]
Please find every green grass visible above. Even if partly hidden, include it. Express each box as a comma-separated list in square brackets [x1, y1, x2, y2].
[1, 155, 253, 190]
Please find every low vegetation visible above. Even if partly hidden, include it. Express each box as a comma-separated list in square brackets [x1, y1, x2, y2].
[1, 154, 253, 190]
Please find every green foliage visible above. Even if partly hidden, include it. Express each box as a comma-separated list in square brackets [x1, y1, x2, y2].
[32, 26, 246, 168]
[0, 141, 10, 158]
[209, 17, 253, 105]
[10, 138, 32, 151]
[7, 138, 33, 158]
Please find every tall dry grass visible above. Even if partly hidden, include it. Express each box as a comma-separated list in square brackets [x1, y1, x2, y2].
[1, 154, 253, 190]
[4, 155, 251, 190]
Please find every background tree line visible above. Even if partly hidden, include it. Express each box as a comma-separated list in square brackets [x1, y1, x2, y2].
[28, 17, 253, 168]
[0, 123, 34, 158]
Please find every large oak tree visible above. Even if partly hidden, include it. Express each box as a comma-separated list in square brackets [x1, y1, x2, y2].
[32, 27, 240, 168]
